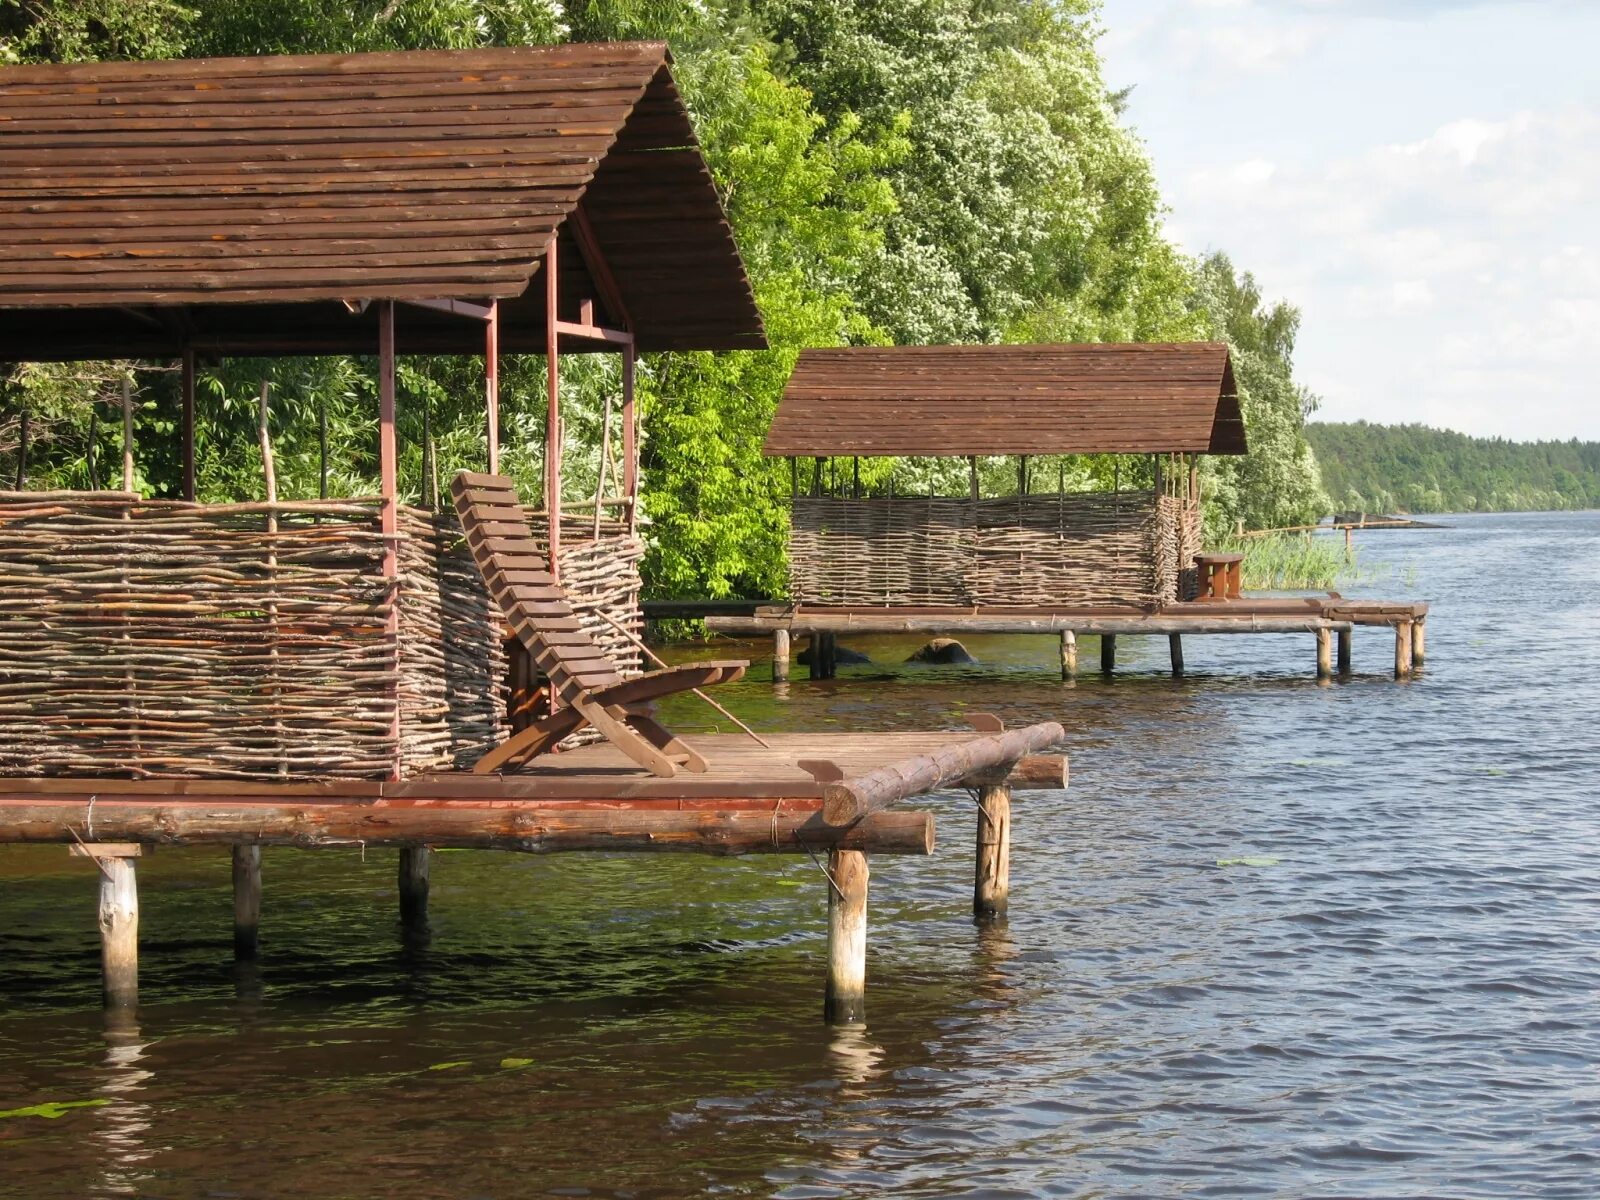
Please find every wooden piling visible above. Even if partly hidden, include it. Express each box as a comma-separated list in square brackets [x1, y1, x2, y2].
[1169, 633, 1184, 676]
[1337, 627, 1352, 674]
[1395, 621, 1414, 678]
[1316, 627, 1332, 679]
[398, 847, 430, 929]
[1100, 633, 1116, 675]
[232, 845, 262, 959]
[773, 628, 791, 683]
[808, 631, 837, 680]
[1059, 630, 1076, 680]
[825, 848, 868, 1024]
[1411, 618, 1426, 666]
[973, 782, 1010, 920]
[74, 844, 141, 1008]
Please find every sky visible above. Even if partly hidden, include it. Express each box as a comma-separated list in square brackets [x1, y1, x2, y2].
[1096, 0, 1600, 440]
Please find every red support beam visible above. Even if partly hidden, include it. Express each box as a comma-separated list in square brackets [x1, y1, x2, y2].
[544, 238, 562, 578]
[623, 340, 638, 534]
[179, 345, 196, 501]
[377, 300, 401, 774]
[486, 299, 500, 475]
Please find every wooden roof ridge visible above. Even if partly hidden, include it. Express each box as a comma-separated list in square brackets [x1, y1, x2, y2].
[763, 342, 1247, 457]
[0, 41, 765, 357]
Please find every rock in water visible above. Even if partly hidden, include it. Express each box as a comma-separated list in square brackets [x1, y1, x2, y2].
[907, 638, 977, 665]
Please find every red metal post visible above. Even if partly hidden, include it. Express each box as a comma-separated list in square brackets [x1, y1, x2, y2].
[180, 345, 196, 501]
[377, 300, 401, 773]
[485, 299, 500, 475]
[545, 238, 562, 578]
[622, 339, 637, 534]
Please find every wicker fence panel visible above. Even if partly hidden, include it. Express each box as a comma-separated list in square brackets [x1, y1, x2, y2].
[790, 492, 1171, 608]
[0, 491, 397, 779]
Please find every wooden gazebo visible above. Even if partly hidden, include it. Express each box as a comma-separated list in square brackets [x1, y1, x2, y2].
[764, 343, 1244, 612]
[0, 41, 764, 781]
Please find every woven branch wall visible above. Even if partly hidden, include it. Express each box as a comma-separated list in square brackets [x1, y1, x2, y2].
[0, 493, 644, 779]
[0, 491, 397, 779]
[790, 492, 1194, 608]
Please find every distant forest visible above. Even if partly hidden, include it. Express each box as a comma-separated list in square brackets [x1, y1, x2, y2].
[1307, 422, 1600, 514]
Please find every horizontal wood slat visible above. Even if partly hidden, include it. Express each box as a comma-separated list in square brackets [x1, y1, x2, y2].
[764, 344, 1247, 456]
[0, 42, 764, 357]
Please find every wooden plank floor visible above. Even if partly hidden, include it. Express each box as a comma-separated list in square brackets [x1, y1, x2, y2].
[0, 732, 1062, 807]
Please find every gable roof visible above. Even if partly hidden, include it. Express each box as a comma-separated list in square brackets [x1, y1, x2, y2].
[764, 343, 1247, 457]
[0, 42, 764, 357]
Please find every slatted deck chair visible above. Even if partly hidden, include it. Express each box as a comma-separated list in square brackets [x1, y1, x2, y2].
[451, 471, 748, 777]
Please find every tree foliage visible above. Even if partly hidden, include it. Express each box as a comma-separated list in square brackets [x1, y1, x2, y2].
[1308, 423, 1600, 515]
[1, 0, 1339, 595]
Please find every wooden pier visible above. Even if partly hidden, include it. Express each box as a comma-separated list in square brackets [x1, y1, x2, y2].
[698, 598, 1429, 681]
[0, 728, 1067, 1021]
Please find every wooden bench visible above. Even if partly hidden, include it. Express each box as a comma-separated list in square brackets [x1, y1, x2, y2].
[1194, 552, 1244, 602]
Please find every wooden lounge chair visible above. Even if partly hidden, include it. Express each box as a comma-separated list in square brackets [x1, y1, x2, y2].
[451, 471, 747, 777]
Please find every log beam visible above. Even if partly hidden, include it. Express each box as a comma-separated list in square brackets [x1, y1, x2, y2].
[825, 848, 868, 1024]
[1316, 627, 1333, 680]
[1395, 620, 1414, 678]
[822, 721, 1065, 824]
[72, 843, 141, 1008]
[6, 804, 937, 857]
[1059, 630, 1076, 680]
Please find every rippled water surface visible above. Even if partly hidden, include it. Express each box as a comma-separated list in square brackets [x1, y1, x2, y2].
[3, 511, 1598, 1198]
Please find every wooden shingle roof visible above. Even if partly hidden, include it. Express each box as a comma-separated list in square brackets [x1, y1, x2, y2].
[764, 343, 1247, 457]
[0, 42, 765, 357]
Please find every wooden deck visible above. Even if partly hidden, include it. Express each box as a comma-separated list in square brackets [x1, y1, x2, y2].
[700, 599, 1429, 680]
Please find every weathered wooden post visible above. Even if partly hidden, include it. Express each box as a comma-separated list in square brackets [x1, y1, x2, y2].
[1316, 628, 1332, 679]
[773, 628, 791, 683]
[74, 844, 142, 1008]
[809, 631, 838, 680]
[1411, 618, 1426, 666]
[232, 845, 262, 959]
[973, 777, 1010, 920]
[1337, 627, 1353, 674]
[825, 848, 869, 1024]
[1169, 633, 1184, 676]
[398, 847, 430, 931]
[1395, 621, 1414, 678]
[1059, 630, 1077, 680]
[1100, 633, 1116, 675]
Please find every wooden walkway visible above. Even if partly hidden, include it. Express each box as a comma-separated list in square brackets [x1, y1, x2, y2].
[0, 726, 1066, 1023]
[699, 599, 1429, 680]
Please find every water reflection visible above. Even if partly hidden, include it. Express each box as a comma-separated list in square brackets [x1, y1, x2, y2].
[93, 1011, 156, 1198]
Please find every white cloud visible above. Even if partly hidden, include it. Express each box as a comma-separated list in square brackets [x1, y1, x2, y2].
[1171, 107, 1600, 438]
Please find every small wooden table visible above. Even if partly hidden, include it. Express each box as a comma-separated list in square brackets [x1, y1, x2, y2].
[1194, 553, 1244, 602]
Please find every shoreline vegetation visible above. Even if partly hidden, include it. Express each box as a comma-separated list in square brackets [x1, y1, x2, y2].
[1308, 421, 1600, 515]
[1214, 531, 1351, 592]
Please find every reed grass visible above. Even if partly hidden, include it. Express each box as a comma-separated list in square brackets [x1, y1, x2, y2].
[1215, 531, 1353, 590]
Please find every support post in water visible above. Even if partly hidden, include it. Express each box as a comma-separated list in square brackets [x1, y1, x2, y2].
[1059, 630, 1077, 681]
[1395, 621, 1414, 678]
[825, 848, 869, 1024]
[809, 632, 837, 681]
[1100, 633, 1116, 676]
[1316, 628, 1333, 680]
[74, 843, 142, 1008]
[1169, 633, 1184, 677]
[233, 845, 262, 959]
[773, 628, 791, 683]
[973, 779, 1011, 920]
[1412, 618, 1426, 666]
[398, 847, 430, 931]
[1337, 627, 1353, 674]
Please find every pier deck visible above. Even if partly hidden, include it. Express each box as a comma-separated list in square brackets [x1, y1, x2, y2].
[694, 599, 1429, 680]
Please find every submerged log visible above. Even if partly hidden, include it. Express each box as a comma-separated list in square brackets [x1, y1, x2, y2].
[3, 801, 935, 857]
[821, 721, 1064, 824]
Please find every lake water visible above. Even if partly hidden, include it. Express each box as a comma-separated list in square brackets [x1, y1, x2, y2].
[2, 510, 1597, 1198]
